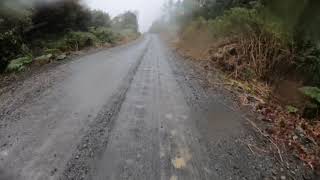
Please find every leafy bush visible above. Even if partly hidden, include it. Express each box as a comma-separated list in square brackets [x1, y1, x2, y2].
[65, 31, 98, 51]
[89, 27, 118, 44]
[44, 49, 62, 56]
[207, 7, 290, 41]
[45, 38, 69, 52]
[6, 56, 32, 72]
[119, 28, 139, 40]
[195, 7, 294, 80]
[182, 17, 208, 39]
[300, 86, 320, 104]
[208, 7, 258, 38]
[295, 42, 320, 85]
[0, 0, 140, 73]
[31, 0, 91, 33]
[112, 11, 139, 33]
[299, 86, 320, 119]
[90, 10, 111, 28]
[0, 30, 24, 71]
[286, 105, 299, 114]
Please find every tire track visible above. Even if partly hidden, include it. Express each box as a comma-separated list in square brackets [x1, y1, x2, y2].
[60, 39, 151, 180]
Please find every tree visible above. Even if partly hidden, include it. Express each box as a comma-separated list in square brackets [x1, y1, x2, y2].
[31, 0, 91, 34]
[90, 10, 111, 28]
[112, 11, 139, 33]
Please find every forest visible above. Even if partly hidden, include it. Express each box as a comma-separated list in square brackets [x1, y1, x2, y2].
[0, 0, 139, 72]
[151, 0, 320, 170]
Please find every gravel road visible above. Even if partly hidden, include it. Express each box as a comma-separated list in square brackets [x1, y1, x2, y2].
[0, 34, 309, 180]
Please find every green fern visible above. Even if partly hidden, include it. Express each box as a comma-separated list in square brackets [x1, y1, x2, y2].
[299, 86, 320, 104]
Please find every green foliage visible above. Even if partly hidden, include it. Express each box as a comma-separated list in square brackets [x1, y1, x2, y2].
[112, 11, 139, 33]
[242, 67, 256, 80]
[46, 38, 69, 52]
[0, 0, 32, 32]
[295, 42, 320, 85]
[89, 27, 118, 44]
[180, 17, 209, 40]
[0, 0, 32, 72]
[31, 0, 91, 33]
[264, 0, 320, 43]
[299, 86, 320, 104]
[286, 105, 299, 114]
[207, 7, 290, 41]
[0, 30, 23, 71]
[0, 0, 139, 73]
[119, 28, 140, 40]
[65, 31, 98, 51]
[299, 86, 320, 118]
[90, 10, 111, 28]
[6, 56, 33, 72]
[44, 49, 63, 56]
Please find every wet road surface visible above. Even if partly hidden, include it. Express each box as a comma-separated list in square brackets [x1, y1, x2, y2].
[0, 35, 290, 180]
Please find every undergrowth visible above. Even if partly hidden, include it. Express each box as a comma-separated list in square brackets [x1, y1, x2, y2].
[177, 5, 320, 170]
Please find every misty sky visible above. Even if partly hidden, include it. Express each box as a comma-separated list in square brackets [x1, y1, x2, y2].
[83, 0, 167, 32]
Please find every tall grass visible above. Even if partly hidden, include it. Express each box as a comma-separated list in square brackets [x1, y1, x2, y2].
[181, 6, 320, 84]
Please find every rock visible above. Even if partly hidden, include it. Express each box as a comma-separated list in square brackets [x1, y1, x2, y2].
[34, 54, 53, 65]
[272, 170, 277, 175]
[262, 117, 272, 123]
[257, 114, 272, 123]
[50, 168, 58, 176]
[280, 175, 286, 180]
[228, 47, 237, 56]
[204, 65, 209, 70]
[57, 54, 67, 61]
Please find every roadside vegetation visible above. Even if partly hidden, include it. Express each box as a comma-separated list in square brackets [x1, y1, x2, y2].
[0, 0, 140, 73]
[151, 0, 320, 172]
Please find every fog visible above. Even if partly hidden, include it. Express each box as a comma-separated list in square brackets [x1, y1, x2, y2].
[84, 0, 168, 32]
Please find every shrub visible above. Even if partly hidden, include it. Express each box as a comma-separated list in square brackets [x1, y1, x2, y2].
[182, 17, 208, 40]
[205, 7, 294, 80]
[299, 86, 320, 119]
[46, 38, 69, 52]
[300, 87, 320, 104]
[208, 7, 258, 38]
[89, 27, 118, 44]
[65, 31, 98, 51]
[295, 41, 320, 85]
[44, 48, 62, 56]
[207, 7, 290, 41]
[0, 30, 23, 71]
[6, 56, 32, 72]
[32, 0, 91, 33]
[119, 28, 139, 39]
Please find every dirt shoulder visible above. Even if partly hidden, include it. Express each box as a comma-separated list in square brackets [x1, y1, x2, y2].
[167, 40, 318, 179]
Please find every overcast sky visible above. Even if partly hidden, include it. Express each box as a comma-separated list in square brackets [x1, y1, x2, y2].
[83, 0, 167, 32]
